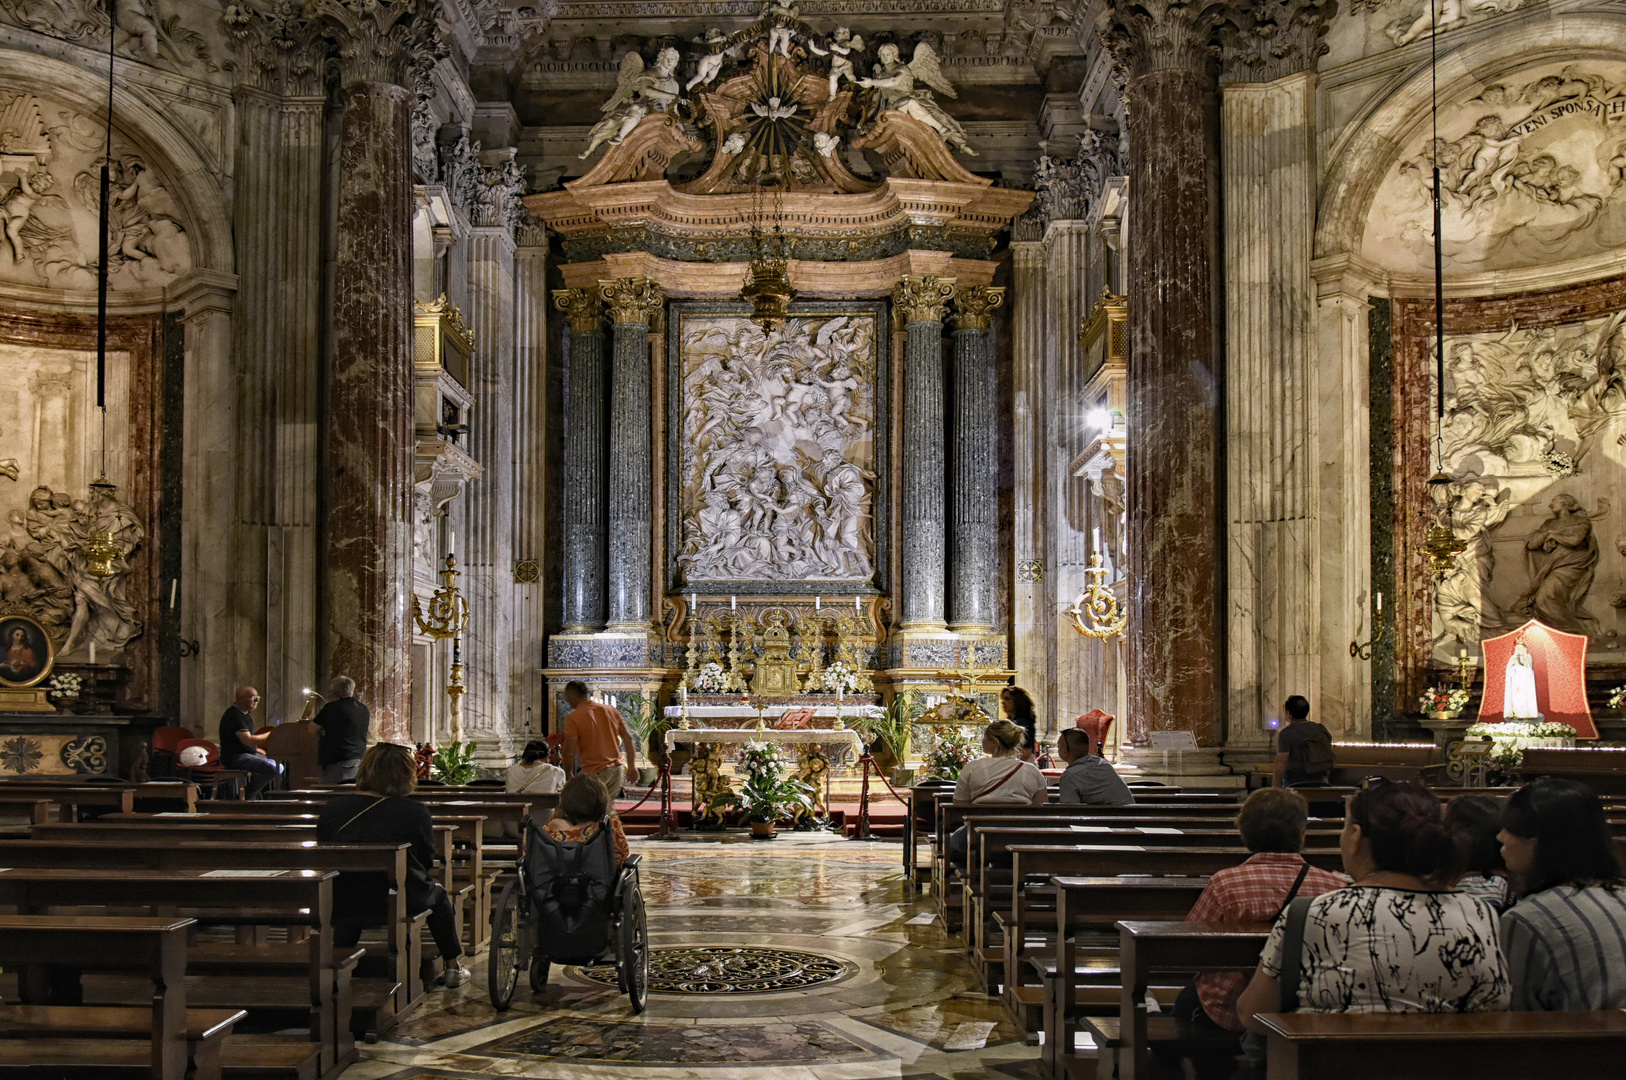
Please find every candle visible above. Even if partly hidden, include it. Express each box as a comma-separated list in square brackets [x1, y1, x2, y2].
[853, 596, 860, 612]
[690, 593, 697, 610]
[731, 595, 737, 611]
[1460, 647, 1468, 659]
[89, 642, 96, 664]
[1093, 527, 1100, 553]
[1376, 591, 1383, 614]
[681, 684, 688, 703]
[815, 595, 821, 610]
[169, 579, 177, 610]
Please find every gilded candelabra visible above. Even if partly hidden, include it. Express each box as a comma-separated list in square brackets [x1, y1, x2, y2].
[1349, 592, 1387, 661]
[1066, 551, 1127, 639]
[1456, 649, 1475, 693]
[80, 476, 132, 578]
[412, 553, 471, 742]
[1425, 521, 1468, 578]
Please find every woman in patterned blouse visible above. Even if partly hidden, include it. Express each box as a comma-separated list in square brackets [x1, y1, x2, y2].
[1236, 779, 1510, 1028]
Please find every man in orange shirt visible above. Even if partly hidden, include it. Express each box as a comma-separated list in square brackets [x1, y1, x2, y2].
[561, 680, 637, 800]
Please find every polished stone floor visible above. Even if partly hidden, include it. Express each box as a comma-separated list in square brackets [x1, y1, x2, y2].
[341, 832, 1039, 1079]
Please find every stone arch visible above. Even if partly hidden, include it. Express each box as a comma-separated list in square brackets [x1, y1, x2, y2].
[1314, 10, 1626, 266]
[0, 47, 232, 285]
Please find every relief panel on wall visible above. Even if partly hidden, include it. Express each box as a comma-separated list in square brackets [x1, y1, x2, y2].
[1432, 308, 1626, 660]
[668, 303, 887, 591]
[1363, 62, 1626, 275]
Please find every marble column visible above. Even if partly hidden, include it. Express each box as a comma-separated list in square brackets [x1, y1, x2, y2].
[949, 285, 1005, 632]
[1101, 0, 1226, 746]
[316, 0, 436, 739]
[464, 224, 516, 752]
[1008, 241, 1051, 724]
[894, 275, 956, 632]
[554, 288, 606, 633]
[511, 223, 549, 737]
[601, 277, 664, 630]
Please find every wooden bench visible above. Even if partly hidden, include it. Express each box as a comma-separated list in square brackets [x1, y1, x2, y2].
[0, 798, 53, 827]
[0, 781, 198, 816]
[0, 868, 344, 1077]
[0, 839, 421, 1020]
[0, 1005, 247, 1080]
[1252, 1009, 1626, 1079]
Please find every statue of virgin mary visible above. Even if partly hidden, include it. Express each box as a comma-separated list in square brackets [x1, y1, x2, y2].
[1503, 638, 1541, 720]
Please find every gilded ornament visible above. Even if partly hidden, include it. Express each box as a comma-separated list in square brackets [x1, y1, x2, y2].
[892, 275, 956, 326]
[553, 288, 604, 334]
[1066, 551, 1127, 639]
[599, 277, 665, 325]
[951, 285, 1005, 332]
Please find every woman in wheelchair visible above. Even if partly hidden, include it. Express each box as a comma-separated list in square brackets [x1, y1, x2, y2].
[543, 773, 630, 863]
[317, 743, 473, 988]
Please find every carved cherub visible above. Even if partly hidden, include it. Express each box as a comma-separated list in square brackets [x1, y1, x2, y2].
[813, 131, 840, 158]
[859, 41, 976, 156]
[579, 48, 684, 160]
[0, 167, 53, 263]
[808, 26, 864, 98]
[761, 0, 801, 57]
[687, 28, 731, 91]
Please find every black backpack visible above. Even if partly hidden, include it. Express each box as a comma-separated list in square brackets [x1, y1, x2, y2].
[1300, 725, 1336, 776]
[525, 818, 618, 963]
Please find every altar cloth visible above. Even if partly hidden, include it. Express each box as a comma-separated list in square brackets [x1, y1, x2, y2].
[664, 727, 863, 753]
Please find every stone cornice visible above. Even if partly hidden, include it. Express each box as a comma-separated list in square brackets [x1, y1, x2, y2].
[893, 275, 957, 326]
[1096, 0, 1229, 80]
[951, 284, 1005, 331]
[599, 276, 664, 324]
[1219, 0, 1336, 84]
[557, 249, 996, 298]
[310, 0, 447, 89]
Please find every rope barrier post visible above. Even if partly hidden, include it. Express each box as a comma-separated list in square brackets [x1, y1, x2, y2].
[851, 752, 879, 842]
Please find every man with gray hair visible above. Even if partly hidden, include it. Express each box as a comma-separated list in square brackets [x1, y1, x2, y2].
[313, 675, 370, 783]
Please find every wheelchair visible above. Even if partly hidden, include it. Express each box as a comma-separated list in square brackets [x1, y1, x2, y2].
[487, 814, 649, 1013]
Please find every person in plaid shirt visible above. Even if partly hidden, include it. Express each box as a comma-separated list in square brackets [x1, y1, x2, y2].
[1177, 789, 1348, 1034]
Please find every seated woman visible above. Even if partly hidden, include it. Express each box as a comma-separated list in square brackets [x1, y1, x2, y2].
[1498, 778, 1626, 1010]
[316, 743, 470, 988]
[1236, 779, 1508, 1030]
[506, 739, 566, 796]
[947, 720, 1050, 864]
[1448, 793, 1512, 912]
[543, 773, 630, 865]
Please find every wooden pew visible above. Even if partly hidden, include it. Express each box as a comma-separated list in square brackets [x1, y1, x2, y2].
[0, 839, 420, 1020]
[1520, 746, 1626, 797]
[0, 915, 203, 1080]
[1252, 1010, 1626, 1079]
[1105, 920, 1270, 1080]
[0, 1005, 247, 1080]
[0, 781, 198, 816]
[0, 872, 338, 1078]
[0, 797, 53, 827]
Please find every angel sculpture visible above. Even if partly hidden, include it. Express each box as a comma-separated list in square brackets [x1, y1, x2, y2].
[687, 28, 731, 91]
[858, 42, 976, 156]
[579, 47, 684, 160]
[807, 26, 864, 99]
[761, 0, 802, 57]
[751, 96, 798, 121]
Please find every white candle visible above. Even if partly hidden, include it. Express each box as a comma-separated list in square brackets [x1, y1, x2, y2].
[89, 642, 96, 664]
[1093, 527, 1100, 553]
[731, 595, 737, 611]
[815, 595, 821, 610]
[1376, 591, 1383, 614]
[853, 596, 860, 612]
[169, 579, 177, 610]
[681, 684, 688, 703]
[690, 593, 697, 609]
[1460, 647, 1468, 660]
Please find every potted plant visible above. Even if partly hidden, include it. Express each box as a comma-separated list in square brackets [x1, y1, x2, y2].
[728, 742, 815, 838]
[429, 740, 480, 785]
[45, 672, 83, 714]
[855, 690, 919, 783]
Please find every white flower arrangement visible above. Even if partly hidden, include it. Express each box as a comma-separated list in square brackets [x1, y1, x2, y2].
[1465, 720, 1576, 740]
[691, 661, 732, 694]
[1608, 685, 1626, 711]
[1417, 685, 1471, 714]
[821, 661, 859, 695]
[45, 673, 83, 700]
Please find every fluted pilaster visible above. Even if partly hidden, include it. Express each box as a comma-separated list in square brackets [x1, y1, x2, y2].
[512, 227, 549, 734]
[1009, 242, 1050, 723]
[894, 275, 955, 630]
[601, 277, 663, 629]
[463, 226, 516, 752]
[555, 288, 607, 632]
[949, 285, 1004, 631]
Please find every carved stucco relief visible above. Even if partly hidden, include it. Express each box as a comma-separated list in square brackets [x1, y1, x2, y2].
[1432, 309, 1626, 658]
[1362, 63, 1626, 276]
[676, 312, 879, 585]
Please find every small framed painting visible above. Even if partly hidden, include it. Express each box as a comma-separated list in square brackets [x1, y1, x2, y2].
[0, 613, 54, 689]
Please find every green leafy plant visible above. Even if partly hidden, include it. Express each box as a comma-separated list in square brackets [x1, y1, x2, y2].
[429, 740, 480, 785]
[856, 690, 919, 761]
[724, 742, 815, 824]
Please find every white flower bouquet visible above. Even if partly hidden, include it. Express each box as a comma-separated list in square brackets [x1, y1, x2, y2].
[821, 661, 859, 695]
[45, 673, 84, 700]
[691, 661, 732, 694]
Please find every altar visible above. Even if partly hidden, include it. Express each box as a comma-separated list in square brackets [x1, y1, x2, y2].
[660, 715, 866, 824]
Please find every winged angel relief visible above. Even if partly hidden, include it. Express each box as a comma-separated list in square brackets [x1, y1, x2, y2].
[579, 47, 684, 160]
[858, 42, 974, 157]
[678, 315, 877, 584]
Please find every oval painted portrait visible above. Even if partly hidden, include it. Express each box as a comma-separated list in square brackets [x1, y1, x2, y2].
[0, 614, 54, 689]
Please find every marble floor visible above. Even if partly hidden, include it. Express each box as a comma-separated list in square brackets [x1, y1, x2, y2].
[341, 832, 1039, 1080]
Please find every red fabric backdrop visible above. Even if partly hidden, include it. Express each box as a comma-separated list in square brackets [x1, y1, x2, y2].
[1477, 620, 1597, 739]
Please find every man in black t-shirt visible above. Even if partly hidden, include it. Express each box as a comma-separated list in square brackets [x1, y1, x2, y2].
[313, 675, 371, 783]
[219, 685, 282, 799]
[1272, 694, 1333, 788]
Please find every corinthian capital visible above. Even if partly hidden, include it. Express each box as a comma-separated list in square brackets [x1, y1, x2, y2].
[222, 1, 327, 96]
[310, 0, 446, 90]
[893, 275, 957, 327]
[1219, 0, 1337, 83]
[1097, 0, 1229, 80]
[553, 288, 603, 334]
[952, 286, 1006, 332]
[599, 278, 665, 326]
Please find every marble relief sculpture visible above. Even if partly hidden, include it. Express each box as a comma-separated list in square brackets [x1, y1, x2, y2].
[579, 47, 685, 160]
[858, 42, 974, 156]
[678, 314, 877, 584]
[1510, 494, 1604, 637]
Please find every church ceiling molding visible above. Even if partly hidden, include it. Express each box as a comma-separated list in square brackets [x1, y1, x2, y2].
[525, 14, 1032, 262]
[1315, 11, 1626, 268]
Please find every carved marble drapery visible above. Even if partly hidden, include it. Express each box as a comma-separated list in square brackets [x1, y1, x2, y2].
[555, 288, 607, 632]
[602, 277, 663, 629]
[316, 0, 441, 739]
[1101, 0, 1226, 746]
[895, 275, 955, 631]
[949, 285, 1004, 631]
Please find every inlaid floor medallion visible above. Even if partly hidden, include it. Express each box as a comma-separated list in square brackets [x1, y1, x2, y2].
[575, 945, 853, 994]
